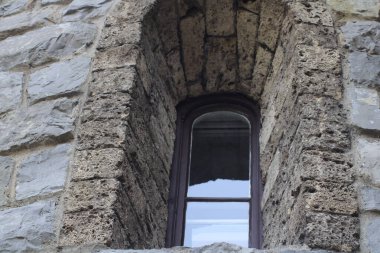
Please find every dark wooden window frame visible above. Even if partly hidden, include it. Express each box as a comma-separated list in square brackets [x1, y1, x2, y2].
[166, 94, 262, 248]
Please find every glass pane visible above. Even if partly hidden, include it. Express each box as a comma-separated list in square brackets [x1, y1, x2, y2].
[184, 202, 249, 247]
[188, 111, 251, 198]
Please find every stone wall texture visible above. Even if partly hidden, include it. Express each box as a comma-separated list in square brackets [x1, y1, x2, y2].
[0, 0, 378, 253]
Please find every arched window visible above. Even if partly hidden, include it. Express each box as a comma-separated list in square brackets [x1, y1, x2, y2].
[166, 95, 261, 248]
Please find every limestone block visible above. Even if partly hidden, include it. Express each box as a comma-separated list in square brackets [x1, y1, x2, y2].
[341, 21, 380, 55]
[305, 212, 359, 252]
[238, 0, 259, 13]
[156, 0, 179, 54]
[327, 0, 380, 18]
[296, 45, 340, 73]
[16, 144, 71, 200]
[237, 10, 258, 80]
[251, 46, 273, 96]
[360, 186, 380, 212]
[0, 200, 57, 252]
[0, 71, 23, 114]
[180, 11, 205, 82]
[349, 87, 380, 131]
[288, 2, 333, 27]
[63, 0, 114, 22]
[71, 149, 125, 181]
[356, 137, 380, 187]
[0, 156, 14, 206]
[41, 0, 66, 5]
[0, 98, 77, 153]
[205, 0, 235, 36]
[206, 37, 237, 91]
[93, 44, 141, 71]
[348, 52, 380, 88]
[29, 56, 91, 103]
[0, 0, 29, 17]
[361, 214, 380, 253]
[178, 0, 204, 17]
[258, 0, 284, 51]
[0, 8, 55, 41]
[166, 49, 187, 100]
[0, 22, 97, 71]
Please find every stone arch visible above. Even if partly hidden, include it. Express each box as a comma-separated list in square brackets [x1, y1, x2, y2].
[59, 0, 359, 252]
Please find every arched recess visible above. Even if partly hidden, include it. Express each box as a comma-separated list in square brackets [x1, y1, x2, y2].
[59, 0, 359, 252]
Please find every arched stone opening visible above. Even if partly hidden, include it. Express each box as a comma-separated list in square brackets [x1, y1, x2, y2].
[59, 0, 359, 252]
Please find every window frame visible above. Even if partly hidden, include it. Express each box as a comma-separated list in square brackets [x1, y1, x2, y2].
[166, 94, 262, 248]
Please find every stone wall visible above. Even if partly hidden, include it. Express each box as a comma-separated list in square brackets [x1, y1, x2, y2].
[0, 0, 378, 252]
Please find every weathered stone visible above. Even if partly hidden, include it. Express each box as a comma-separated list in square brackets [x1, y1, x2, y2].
[238, 0, 259, 14]
[341, 21, 380, 55]
[41, 0, 67, 5]
[205, 0, 235, 36]
[178, 0, 204, 17]
[348, 52, 380, 88]
[180, 11, 205, 82]
[0, 156, 14, 206]
[251, 46, 273, 96]
[258, 0, 284, 51]
[262, 150, 280, 208]
[71, 149, 125, 181]
[155, 0, 179, 54]
[63, 0, 114, 22]
[361, 214, 380, 253]
[0, 200, 57, 252]
[0, 8, 55, 41]
[29, 56, 91, 103]
[0, 71, 23, 114]
[327, 0, 380, 18]
[356, 137, 380, 187]
[0, 98, 77, 153]
[288, 2, 334, 27]
[0, 22, 97, 71]
[305, 212, 359, 252]
[93, 44, 141, 71]
[206, 37, 237, 91]
[295, 45, 340, 73]
[360, 186, 380, 212]
[166, 49, 187, 100]
[16, 144, 71, 200]
[237, 10, 258, 80]
[0, 0, 29, 17]
[349, 87, 380, 131]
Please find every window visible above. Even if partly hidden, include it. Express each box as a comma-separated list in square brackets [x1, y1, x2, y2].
[166, 95, 261, 248]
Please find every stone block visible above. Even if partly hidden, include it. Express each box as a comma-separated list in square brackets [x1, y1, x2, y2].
[205, 0, 235, 36]
[295, 45, 340, 73]
[71, 149, 125, 181]
[341, 21, 380, 55]
[237, 10, 258, 80]
[0, 98, 77, 153]
[0, 0, 29, 17]
[205, 37, 237, 91]
[0, 200, 57, 252]
[16, 144, 72, 200]
[155, 0, 179, 54]
[360, 186, 380, 212]
[361, 214, 380, 253]
[238, 0, 259, 13]
[64, 179, 120, 213]
[348, 52, 380, 88]
[0, 22, 97, 71]
[251, 46, 273, 96]
[0, 8, 56, 41]
[166, 49, 187, 100]
[41, 0, 66, 5]
[349, 87, 380, 131]
[327, 0, 380, 18]
[305, 212, 359, 252]
[180, 11, 205, 82]
[29, 56, 91, 103]
[63, 0, 114, 21]
[93, 44, 141, 71]
[0, 156, 14, 206]
[0, 71, 23, 114]
[178, 0, 204, 17]
[356, 137, 380, 187]
[288, 2, 333, 27]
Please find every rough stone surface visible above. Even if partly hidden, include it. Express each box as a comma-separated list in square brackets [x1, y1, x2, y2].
[0, 156, 14, 206]
[63, 0, 114, 21]
[356, 137, 380, 187]
[342, 21, 380, 55]
[361, 214, 380, 253]
[29, 56, 91, 103]
[348, 52, 380, 88]
[0, 22, 97, 71]
[360, 186, 380, 212]
[0, 98, 77, 153]
[0, 200, 57, 252]
[349, 87, 380, 131]
[0, 0, 29, 17]
[16, 143, 72, 200]
[0, 71, 23, 114]
[327, 0, 380, 18]
[205, 0, 235, 36]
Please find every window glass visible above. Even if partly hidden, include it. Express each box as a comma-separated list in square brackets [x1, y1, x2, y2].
[187, 111, 251, 198]
[184, 202, 249, 247]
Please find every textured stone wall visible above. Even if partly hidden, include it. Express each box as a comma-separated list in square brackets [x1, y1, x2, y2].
[0, 0, 378, 252]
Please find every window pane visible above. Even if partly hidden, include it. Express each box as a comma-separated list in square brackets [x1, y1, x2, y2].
[188, 111, 251, 198]
[184, 202, 249, 247]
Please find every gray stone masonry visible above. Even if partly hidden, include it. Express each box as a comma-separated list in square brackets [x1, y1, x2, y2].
[0, 71, 23, 114]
